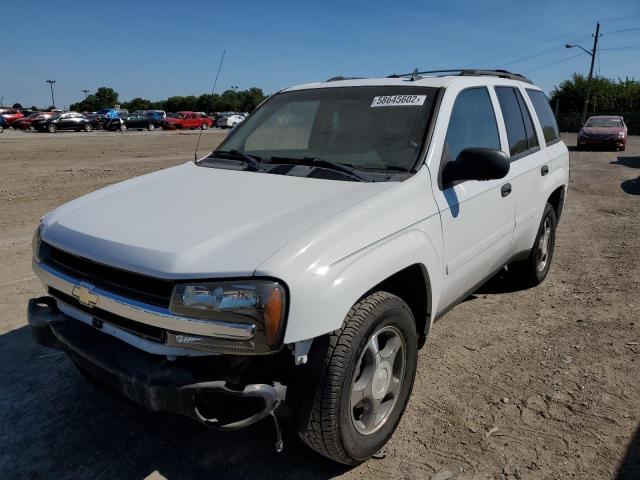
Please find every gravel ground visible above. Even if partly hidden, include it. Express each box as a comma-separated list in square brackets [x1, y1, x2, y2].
[0, 129, 638, 480]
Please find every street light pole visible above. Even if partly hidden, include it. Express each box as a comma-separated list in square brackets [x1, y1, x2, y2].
[46, 80, 56, 108]
[565, 22, 600, 125]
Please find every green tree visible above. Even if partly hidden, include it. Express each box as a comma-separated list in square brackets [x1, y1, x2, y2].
[123, 97, 153, 112]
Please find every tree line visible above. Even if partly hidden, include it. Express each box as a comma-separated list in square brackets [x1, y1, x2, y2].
[69, 87, 267, 114]
[550, 74, 640, 133]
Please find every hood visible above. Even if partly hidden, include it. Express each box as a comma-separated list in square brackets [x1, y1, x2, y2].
[41, 162, 392, 279]
[582, 126, 623, 135]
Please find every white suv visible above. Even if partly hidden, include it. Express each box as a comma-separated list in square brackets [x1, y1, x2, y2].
[29, 69, 568, 464]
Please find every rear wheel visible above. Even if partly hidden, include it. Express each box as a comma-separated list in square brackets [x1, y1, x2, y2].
[147, 123, 155, 131]
[83, 123, 93, 132]
[119, 124, 127, 132]
[300, 291, 418, 465]
[201, 123, 208, 130]
[0, 125, 3, 133]
[47, 124, 57, 133]
[510, 203, 557, 287]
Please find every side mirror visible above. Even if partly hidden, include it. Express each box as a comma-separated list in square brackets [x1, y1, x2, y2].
[442, 148, 510, 186]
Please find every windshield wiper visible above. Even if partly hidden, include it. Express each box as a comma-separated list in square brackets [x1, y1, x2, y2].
[208, 149, 266, 172]
[268, 156, 371, 182]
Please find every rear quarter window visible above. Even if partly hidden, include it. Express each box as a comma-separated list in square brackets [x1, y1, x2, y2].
[526, 89, 560, 144]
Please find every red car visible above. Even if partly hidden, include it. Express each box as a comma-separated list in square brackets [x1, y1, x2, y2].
[162, 111, 213, 130]
[12, 112, 54, 130]
[0, 108, 24, 125]
[577, 115, 627, 151]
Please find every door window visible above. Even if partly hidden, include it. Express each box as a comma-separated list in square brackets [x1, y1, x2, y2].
[526, 89, 560, 144]
[495, 86, 539, 157]
[443, 87, 500, 163]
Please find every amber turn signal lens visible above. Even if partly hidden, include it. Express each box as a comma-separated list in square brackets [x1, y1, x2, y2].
[264, 286, 284, 346]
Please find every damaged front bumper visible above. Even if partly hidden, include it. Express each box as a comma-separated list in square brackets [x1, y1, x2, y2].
[28, 297, 287, 439]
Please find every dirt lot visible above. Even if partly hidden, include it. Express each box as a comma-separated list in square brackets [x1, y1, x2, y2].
[0, 129, 638, 479]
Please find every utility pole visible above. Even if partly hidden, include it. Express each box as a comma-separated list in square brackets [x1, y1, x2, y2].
[82, 89, 90, 99]
[46, 80, 56, 108]
[582, 22, 600, 125]
[565, 22, 600, 125]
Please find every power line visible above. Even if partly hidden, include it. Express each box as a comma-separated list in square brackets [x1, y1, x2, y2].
[603, 26, 640, 35]
[467, 22, 595, 66]
[522, 53, 584, 74]
[598, 13, 640, 23]
[498, 45, 569, 67]
[601, 44, 640, 51]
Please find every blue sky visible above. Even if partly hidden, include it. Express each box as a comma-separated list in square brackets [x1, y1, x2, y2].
[3, 0, 640, 109]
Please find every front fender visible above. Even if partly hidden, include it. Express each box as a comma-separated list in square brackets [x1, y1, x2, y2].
[269, 215, 444, 344]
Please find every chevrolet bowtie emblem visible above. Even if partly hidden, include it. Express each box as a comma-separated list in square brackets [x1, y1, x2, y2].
[72, 283, 98, 307]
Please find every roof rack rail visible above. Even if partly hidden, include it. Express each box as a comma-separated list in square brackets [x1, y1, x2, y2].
[388, 69, 533, 85]
[325, 76, 363, 82]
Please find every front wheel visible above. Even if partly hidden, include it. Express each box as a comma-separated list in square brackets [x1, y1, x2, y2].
[47, 124, 57, 133]
[201, 123, 208, 130]
[83, 123, 93, 132]
[119, 124, 127, 132]
[300, 291, 418, 465]
[510, 203, 557, 287]
[147, 123, 155, 131]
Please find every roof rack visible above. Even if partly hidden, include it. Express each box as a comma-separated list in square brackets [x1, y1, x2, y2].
[325, 76, 363, 82]
[388, 69, 533, 85]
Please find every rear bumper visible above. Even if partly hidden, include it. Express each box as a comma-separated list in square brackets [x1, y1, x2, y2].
[27, 297, 286, 430]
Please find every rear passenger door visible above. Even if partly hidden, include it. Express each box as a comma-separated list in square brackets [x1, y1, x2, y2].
[493, 86, 549, 255]
[432, 87, 516, 308]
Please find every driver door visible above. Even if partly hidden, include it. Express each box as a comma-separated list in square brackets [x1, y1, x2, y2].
[431, 86, 516, 308]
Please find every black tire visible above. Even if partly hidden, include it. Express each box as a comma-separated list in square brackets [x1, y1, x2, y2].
[0, 125, 3, 133]
[300, 291, 418, 465]
[510, 203, 557, 287]
[119, 123, 127, 132]
[147, 123, 155, 131]
[83, 123, 93, 132]
[47, 124, 57, 133]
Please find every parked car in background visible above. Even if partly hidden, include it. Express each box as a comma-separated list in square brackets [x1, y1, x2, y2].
[216, 113, 246, 128]
[87, 108, 129, 129]
[133, 110, 166, 120]
[32, 112, 94, 133]
[106, 112, 161, 131]
[161, 111, 212, 130]
[577, 115, 627, 151]
[0, 108, 24, 125]
[12, 112, 55, 130]
[0, 115, 7, 133]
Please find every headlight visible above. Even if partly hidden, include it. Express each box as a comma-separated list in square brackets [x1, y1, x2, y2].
[169, 280, 287, 352]
[618, 131, 625, 138]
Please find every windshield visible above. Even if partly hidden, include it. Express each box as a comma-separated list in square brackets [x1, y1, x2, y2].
[585, 118, 622, 128]
[215, 86, 438, 172]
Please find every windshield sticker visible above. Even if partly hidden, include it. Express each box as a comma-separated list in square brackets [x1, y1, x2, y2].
[370, 95, 427, 107]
